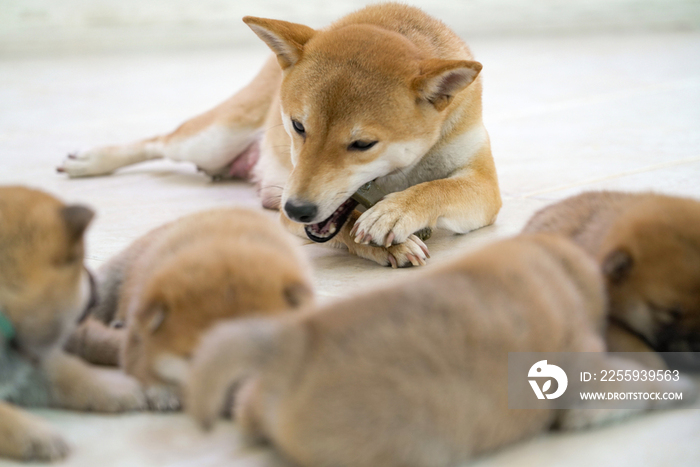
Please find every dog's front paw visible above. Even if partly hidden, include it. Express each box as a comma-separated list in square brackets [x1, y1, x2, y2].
[52, 365, 148, 413]
[18, 425, 69, 462]
[351, 193, 427, 248]
[57, 148, 119, 177]
[354, 234, 430, 268]
[145, 385, 182, 412]
[85, 368, 148, 412]
[0, 412, 70, 462]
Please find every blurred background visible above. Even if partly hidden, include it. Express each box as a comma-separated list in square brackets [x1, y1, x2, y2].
[1, 2, 700, 466]
[2, 0, 700, 55]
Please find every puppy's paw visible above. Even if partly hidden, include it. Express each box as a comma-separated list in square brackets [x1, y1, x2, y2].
[57, 148, 119, 177]
[354, 234, 430, 268]
[0, 415, 69, 462]
[145, 385, 182, 412]
[55, 367, 147, 413]
[87, 369, 148, 412]
[351, 193, 427, 248]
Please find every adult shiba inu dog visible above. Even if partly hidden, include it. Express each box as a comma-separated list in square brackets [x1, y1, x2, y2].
[523, 191, 700, 368]
[58, 4, 502, 268]
[186, 235, 690, 467]
[66, 208, 313, 409]
[0, 186, 145, 462]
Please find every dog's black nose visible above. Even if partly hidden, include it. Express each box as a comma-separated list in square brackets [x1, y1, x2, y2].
[284, 200, 318, 223]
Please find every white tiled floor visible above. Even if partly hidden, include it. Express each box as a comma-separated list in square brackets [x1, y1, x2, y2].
[1, 31, 700, 466]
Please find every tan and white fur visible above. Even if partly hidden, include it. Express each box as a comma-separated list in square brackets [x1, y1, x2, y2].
[186, 234, 691, 467]
[0, 186, 146, 462]
[523, 191, 700, 369]
[58, 4, 501, 268]
[65, 208, 314, 410]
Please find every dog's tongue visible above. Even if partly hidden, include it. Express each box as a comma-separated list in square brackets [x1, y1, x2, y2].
[305, 198, 359, 243]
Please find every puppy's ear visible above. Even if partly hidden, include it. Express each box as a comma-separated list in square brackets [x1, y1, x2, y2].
[412, 59, 482, 111]
[284, 282, 313, 309]
[61, 205, 94, 242]
[140, 303, 167, 334]
[243, 16, 315, 69]
[602, 248, 634, 284]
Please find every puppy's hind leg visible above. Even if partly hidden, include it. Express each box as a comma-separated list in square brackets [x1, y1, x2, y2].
[59, 55, 281, 179]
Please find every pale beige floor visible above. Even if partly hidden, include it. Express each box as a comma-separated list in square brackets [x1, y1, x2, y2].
[1, 31, 700, 466]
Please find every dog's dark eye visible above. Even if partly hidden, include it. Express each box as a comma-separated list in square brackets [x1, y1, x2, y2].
[348, 140, 378, 151]
[292, 120, 305, 136]
[668, 307, 684, 321]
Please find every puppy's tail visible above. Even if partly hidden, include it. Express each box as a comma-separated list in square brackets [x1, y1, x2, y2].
[185, 317, 304, 430]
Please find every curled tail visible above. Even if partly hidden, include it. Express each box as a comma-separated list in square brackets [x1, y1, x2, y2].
[186, 317, 302, 430]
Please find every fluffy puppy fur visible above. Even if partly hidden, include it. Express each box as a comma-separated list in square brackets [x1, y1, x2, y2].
[66, 208, 314, 408]
[523, 191, 700, 368]
[0, 186, 145, 462]
[186, 234, 689, 467]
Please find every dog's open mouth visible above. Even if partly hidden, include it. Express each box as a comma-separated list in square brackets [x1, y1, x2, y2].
[304, 198, 359, 243]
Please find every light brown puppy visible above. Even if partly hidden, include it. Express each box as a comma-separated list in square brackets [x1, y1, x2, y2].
[59, 3, 501, 268]
[67, 208, 314, 408]
[0, 186, 145, 462]
[523, 191, 700, 368]
[186, 235, 688, 467]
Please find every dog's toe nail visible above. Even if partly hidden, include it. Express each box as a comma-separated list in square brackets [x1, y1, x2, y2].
[385, 232, 395, 248]
[354, 230, 364, 243]
[363, 234, 372, 245]
[406, 254, 419, 267]
[388, 254, 398, 269]
[56, 167, 64, 173]
[67, 153, 76, 159]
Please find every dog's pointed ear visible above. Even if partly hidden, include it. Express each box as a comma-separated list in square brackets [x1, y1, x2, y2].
[140, 303, 167, 334]
[412, 59, 482, 111]
[243, 16, 315, 69]
[60, 205, 94, 242]
[602, 248, 634, 284]
[284, 282, 314, 309]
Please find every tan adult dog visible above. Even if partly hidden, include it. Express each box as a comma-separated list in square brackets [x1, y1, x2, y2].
[523, 191, 700, 368]
[58, 3, 501, 268]
[186, 235, 689, 467]
[66, 208, 314, 409]
[0, 186, 145, 462]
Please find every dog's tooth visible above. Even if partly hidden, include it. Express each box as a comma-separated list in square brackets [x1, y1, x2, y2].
[329, 225, 337, 235]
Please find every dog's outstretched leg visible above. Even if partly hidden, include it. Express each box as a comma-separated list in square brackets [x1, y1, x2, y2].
[59, 56, 281, 178]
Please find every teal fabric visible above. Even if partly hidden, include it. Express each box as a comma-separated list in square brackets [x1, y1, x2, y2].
[0, 308, 15, 341]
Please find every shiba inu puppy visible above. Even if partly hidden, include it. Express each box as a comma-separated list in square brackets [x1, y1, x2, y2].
[186, 235, 689, 467]
[0, 186, 146, 462]
[58, 4, 501, 268]
[66, 208, 313, 409]
[523, 191, 700, 368]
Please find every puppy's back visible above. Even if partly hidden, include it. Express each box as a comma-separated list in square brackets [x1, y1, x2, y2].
[188, 234, 606, 466]
[523, 191, 635, 253]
